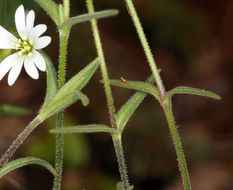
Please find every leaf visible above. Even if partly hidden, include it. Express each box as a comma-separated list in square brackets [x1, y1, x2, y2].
[3, 176, 26, 190]
[39, 58, 99, 121]
[40, 52, 57, 110]
[0, 157, 56, 178]
[116, 75, 155, 132]
[109, 78, 160, 102]
[164, 86, 221, 101]
[34, 0, 59, 25]
[0, 105, 30, 115]
[61, 10, 119, 29]
[50, 124, 119, 134]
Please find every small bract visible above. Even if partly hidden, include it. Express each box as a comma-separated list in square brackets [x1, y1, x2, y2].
[0, 5, 51, 86]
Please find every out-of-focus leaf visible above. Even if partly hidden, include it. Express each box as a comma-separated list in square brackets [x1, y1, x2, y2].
[3, 176, 26, 190]
[61, 10, 119, 29]
[0, 157, 56, 178]
[34, 0, 59, 25]
[109, 79, 160, 102]
[40, 52, 57, 110]
[164, 86, 221, 101]
[0, 105, 30, 115]
[116, 75, 155, 132]
[50, 124, 118, 134]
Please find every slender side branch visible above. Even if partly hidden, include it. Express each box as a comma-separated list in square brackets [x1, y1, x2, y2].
[0, 117, 41, 170]
[124, 0, 165, 97]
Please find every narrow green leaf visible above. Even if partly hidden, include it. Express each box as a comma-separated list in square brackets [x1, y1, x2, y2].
[39, 91, 88, 121]
[116, 76, 155, 132]
[54, 58, 99, 101]
[34, 0, 59, 25]
[164, 86, 221, 101]
[0, 157, 57, 178]
[109, 79, 160, 102]
[0, 105, 30, 115]
[60, 10, 118, 29]
[40, 52, 57, 110]
[39, 58, 99, 121]
[50, 124, 119, 134]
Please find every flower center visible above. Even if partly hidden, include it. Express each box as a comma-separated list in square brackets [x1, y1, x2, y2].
[15, 39, 34, 57]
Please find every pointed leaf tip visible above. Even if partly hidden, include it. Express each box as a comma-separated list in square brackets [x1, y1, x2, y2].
[164, 86, 221, 101]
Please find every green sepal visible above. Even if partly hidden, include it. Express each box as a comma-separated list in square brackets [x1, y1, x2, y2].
[40, 52, 58, 110]
[50, 124, 119, 134]
[116, 75, 155, 132]
[164, 86, 221, 102]
[0, 157, 57, 178]
[0, 104, 30, 115]
[34, 0, 59, 26]
[60, 10, 119, 30]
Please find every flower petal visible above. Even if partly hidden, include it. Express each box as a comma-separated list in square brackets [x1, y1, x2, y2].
[24, 56, 39, 79]
[33, 50, 46, 71]
[29, 24, 47, 42]
[15, 5, 26, 39]
[34, 36, 51, 49]
[26, 10, 35, 34]
[0, 53, 19, 81]
[8, 56, 24, 86]
[0, 26, 18, 49]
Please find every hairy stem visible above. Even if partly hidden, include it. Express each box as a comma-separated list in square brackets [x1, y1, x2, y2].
[86, 0, 117, 129]
[53, 28, 70, 190]
[123, 0, 165, 97]
[0, 117, 41, 170]
[63, 0, 70, 21]
[113, 134, 130, 190]
[86, 0, 130, 189]
[162, 101, 191, 190]
[123, 0, 191, 189]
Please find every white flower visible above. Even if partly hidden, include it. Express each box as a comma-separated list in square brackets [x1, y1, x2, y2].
[0, 5, 51, 86]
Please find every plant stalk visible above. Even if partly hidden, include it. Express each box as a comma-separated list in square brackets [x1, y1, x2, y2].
[86, 0, 130, 189]
[0, 117, 41, 170]
[123, 0, 191, 189]
[63, 0, 70, 21]
[162, 101, 191, 190]
[53, 28, 70, 190]
[86, 0, 117, 129]
[123, 0, 165, 97]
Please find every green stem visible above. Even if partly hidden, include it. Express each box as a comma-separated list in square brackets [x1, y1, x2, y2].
[86, 0, 130, 189]
[123, 0, 192, 189]
[113, 134, 130, 190]
[86, 0, 117, 129]
[124, 0, 165, 97]
[53, 29, 70, 190]
[0, 117, 41, 170]
[162, 101, 191, 190]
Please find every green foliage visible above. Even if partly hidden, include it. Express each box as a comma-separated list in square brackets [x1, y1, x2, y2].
[34, 0, 59, 25]
[39, 58, 99, 121]
[116, 75, 155, 132]
[0, 104, 30, 115]
[40, 52, 58, 110]
[60, 10, 119, 30]
[0, 157, 56, 178]
[50, 124, 119, 134]
[164, 86, 221, 102]
[109, 79, 160, 102]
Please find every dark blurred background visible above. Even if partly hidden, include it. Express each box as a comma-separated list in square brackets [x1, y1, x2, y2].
[0, 0, 233, 189]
